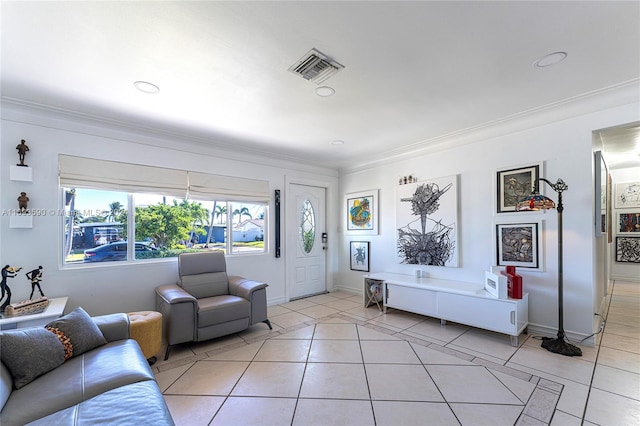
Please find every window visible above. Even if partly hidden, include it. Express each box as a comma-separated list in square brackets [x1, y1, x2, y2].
[299, 199, 315, 254]
[63, 189, 267, 265]
[229, 202, 266, 254]
[63, 188, 128, 264]
[60, 155, 270, 266]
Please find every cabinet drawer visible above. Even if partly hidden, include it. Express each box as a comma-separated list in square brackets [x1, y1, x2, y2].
[386, 283, 437, 317]
[438, 293, 517, 335]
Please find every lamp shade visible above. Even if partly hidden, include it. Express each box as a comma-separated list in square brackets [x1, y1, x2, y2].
[515, 193, 556, 211]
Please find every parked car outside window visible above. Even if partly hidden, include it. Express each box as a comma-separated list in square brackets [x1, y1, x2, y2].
[83, 242, 158, 263]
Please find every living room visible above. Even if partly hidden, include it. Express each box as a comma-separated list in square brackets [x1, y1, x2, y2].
[1, 1, 639, 425]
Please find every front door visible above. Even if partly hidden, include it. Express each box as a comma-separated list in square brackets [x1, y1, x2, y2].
[287, 183, 326, 299]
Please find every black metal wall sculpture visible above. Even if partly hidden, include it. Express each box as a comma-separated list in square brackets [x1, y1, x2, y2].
[275, 189, 281, 258]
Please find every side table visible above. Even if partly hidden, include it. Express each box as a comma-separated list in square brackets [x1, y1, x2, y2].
[0, 297, 68, 330]
[127, 311, 162, 365]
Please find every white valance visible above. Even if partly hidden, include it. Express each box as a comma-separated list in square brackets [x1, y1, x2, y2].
[188, 171, 270, 202]
[59, 155, 188, 196]
[59, 155, 269, 202]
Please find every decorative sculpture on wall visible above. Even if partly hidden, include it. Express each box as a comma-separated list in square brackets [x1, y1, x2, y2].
[17, 192, 29, 212]
[1, 265, 22, 312]
[396, 175, 459, 267]
[26, 266, 45, 300]
[16, 139, 30, 167]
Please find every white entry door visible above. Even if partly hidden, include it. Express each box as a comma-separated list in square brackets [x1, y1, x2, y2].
[287, 183, 326, 299]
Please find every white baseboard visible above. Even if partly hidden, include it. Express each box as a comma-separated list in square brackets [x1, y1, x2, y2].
[526, 323, 596, 347]
[611, 274, 640, 283]
[267, 297, 287, 306]
[331, 285, 362, 296]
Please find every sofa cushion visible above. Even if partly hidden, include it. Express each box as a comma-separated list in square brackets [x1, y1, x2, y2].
[0, 340, 154, 426]
[197, 295, 250, 327]
[1, 363, 13, 411]
[45, 307, 107, 358]
[26, 381, 174, 426]
[0, 328, 65, 389]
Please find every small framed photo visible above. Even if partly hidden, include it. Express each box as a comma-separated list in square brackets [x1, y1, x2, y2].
[616, 236, 640, 263]
[495, 221, 542, 270]
[350, 241, 370, 272]
[345, 189, 379, 234]
[496, 163, 541, 213]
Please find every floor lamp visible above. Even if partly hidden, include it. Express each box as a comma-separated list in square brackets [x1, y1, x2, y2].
[516, 178, 582, 357]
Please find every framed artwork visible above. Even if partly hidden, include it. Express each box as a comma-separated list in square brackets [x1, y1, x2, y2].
[618, 212, 640, 233]
[496, 163, 542, 213]
[615, 236, 640, 263]
[495, 221, 542, 271]
[615, 181, 640, 208]
[607, 174, 613, 244]
[396, 174, 459, 267]
[350, 241, 370, 272]
[594, 151, 608, 238]
[345, 189, 378, 235]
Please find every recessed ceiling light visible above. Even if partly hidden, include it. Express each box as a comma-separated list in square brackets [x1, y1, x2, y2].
[331, 140, 344, 146]
[134, 81, 160, 94]
[534, 52, 568, 68]
[316, 86, 335, 97]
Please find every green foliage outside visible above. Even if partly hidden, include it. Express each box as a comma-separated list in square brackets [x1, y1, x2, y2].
[135, 200, 205, 249]
[66, 193, 266, 262]
[302, 229, 314, 253]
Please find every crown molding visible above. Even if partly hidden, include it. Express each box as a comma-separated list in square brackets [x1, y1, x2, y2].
[0, 97, 339, 178]
[341, 79, 640, 174]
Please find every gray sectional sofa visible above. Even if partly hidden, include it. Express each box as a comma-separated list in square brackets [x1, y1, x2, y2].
[0, 312, 174, 425]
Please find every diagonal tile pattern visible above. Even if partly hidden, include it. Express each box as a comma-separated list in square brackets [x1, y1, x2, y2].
[154, 280, 639, 425]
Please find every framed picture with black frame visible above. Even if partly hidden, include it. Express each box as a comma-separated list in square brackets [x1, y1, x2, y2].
[616, 236, 640, 263]
[350, 241, 370, 272]
[495, 221, 543, 271]
[496, 163, 542, 214]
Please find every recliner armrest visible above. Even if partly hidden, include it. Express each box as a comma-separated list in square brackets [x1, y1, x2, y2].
[156, 284, 197, 304]
[93, 313, 130, 342]
[228, 275, 268, 300]
[155, 284, 198, 347]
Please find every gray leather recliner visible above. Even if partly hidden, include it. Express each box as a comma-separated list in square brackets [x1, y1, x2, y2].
[155, 251, 271, 360]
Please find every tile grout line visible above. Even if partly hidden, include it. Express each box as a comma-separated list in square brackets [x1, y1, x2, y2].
[158, 295, 566, 425]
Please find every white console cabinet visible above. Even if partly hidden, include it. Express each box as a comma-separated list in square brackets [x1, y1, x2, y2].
[365, 273, 528, 346]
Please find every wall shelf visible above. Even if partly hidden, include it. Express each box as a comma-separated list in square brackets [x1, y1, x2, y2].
[9, 214, 33, 228]
[10, 166, 33, 182]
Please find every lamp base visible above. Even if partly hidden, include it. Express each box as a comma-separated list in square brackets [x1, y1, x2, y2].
[541, 336, 582, 357]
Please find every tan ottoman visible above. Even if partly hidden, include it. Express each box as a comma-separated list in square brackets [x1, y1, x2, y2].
[128, 311, 162, 365]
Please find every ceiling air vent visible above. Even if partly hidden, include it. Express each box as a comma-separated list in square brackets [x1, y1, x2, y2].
[288, 48, 344, 84]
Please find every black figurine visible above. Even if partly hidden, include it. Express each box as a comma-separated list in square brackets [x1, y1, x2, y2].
[1, 265, 22, 312]
[26, 266, 45, 300]
[16, 139, 29, 167]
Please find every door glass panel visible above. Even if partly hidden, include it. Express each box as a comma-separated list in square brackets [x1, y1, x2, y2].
[299, 199, 315, 254]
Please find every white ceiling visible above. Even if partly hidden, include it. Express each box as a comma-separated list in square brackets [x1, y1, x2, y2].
[2, 1, 639, 170]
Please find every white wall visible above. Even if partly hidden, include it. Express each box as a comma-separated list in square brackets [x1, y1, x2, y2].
[1, 102, 339, 315]
[610, 166, 640, 282]
[337, 102, 640, 341]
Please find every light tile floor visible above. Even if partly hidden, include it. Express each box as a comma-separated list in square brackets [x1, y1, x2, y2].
[154, 280, 639, 425]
